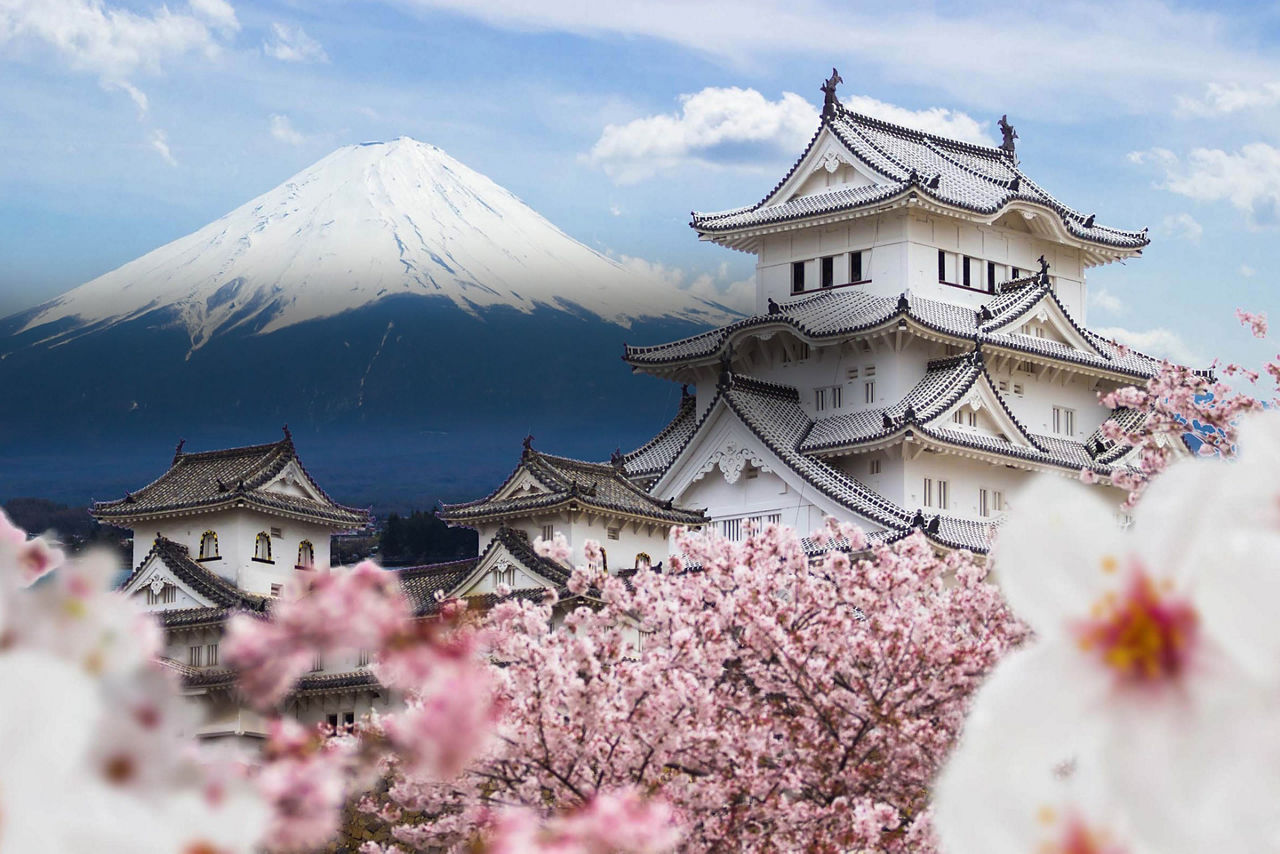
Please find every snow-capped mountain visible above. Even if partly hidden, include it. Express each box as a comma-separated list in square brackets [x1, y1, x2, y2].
[17, 137, 728, 352]
[0, 139, 728, 506]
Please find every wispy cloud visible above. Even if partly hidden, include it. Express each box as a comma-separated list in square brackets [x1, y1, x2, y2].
[263, 22, 329, 63]
[1240, 263, 1256, 277]
[1176, 81, 1280, 117]
[149, 128, 176, 165]
[1089, 287, 1124, 314]
[614, 255, 754, 314]
[1131, 144, 1280, 228]
[1158, 212, 1203, 243]
[1095, 325, 1199, 365]
[0, 0, 238, 112]
[394, 0, 1280, 116]
[585, 87, 989, 183]
[269, 113, 305, 145]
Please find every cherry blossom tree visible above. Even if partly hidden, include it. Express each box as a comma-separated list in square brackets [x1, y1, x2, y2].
[1095, 308, 1276, 508]
[375, 521, 1023, 853]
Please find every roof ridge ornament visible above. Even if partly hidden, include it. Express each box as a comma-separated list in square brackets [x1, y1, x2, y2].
[522, 434, 534, 456]
[998, 114, 1018, 160]
[767, 297, 781, 315]
[820, 67, 843, 117]
[173, 439, 185, 463]
[1038, 255, 1051, 285]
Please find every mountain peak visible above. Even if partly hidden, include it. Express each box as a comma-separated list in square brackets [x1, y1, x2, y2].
[14, 140, 729, 353]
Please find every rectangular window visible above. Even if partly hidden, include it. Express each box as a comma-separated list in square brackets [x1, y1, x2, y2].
[987, 261, 997, 292]
[1012, 266, 1022, 279]
[850, 250, 863, 282]
[923, 477, 933, 507]
[344, 712, 355, 728]
[998, 380, 1009, 392]
[962, 255, 972, 288]
[1053, 406, 1076, 436]
[869, 459, 881, 475]
[796, 342, 810, 361]
[1013, 383, 1024, 397]
[541, 524, 554, 542]
[607, 527, 620, 541]
[206, 643, 218, 666]
[821, 255, 834, 288]
[937, 249, 946, 282]
[864, 365, 876, 377]
[980, 488, 990, 517]
[721, 518, 742, 541]
[953, 410, 964, 425]
[814, 387, 828, 411]
[831, 385, 842, 408]
[864, 381, 875, 404]
[847, 367, 859, 379]
[994, 491, 1005, 512]
[311, 654, 323, 672]
[938, 480, 950, 510]
[327, 714, 339, 731]
[270, 583, 283, 598]
[792, 261, 806, 294]
[270, 526, 283, 538]
[189, 646, 202, 667]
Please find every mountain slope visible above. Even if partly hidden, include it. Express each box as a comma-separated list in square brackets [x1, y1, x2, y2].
[13, 137, 729, 353]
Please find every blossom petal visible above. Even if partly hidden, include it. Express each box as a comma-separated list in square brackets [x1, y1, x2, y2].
[934, 644, 1128, 854]
[991, 476, 1129, 638]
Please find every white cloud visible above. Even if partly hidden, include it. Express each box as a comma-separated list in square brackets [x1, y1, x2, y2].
[394, 0, 1280, 117]
[263, 22, 328, 63]
[149, 129, 176, 165]
[615, 255, 754, 314]
[269, 113, 305, 145]
[1158, 212, 1203, 243]
[1089, 287, 1125, 314]
[1240, 263, 1256, 277]
[585, 87, 989, 183]
[608, 204, 622, 217]
[1132, 143, 1280, 228]
[1094, 326, 1199, 365]
[0, 0, 238, 112]
[1175, 81, 1280, 117]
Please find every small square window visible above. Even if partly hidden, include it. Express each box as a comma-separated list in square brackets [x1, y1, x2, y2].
[270, 583, 283, 597]
[869, 459, 881, 475]
[607, 527, 620, 541]
[270, 526, 283, 538]
[541, 524, 554, 542]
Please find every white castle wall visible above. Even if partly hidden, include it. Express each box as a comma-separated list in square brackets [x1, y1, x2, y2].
[755, 210, 1088, 322]
[140, 509, 333, 595]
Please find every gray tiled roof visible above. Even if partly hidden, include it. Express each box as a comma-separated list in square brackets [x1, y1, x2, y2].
[92, 432, 370, 529]
[441, 445, 707, 526]
[118, 536, 270, 614]
[623, 390, 700, 482]
[624, 281, 1164, 380]
[716, 374, 994, 552]
[692, 103, 1148, 251]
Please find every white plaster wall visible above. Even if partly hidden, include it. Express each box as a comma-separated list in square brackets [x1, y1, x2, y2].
[139, 509, 331, 593]
[676, 465, 825, 539]
[753, 210, 1089, 320]
[901, 450, 1029, 520]
[992, 365, 1112, 439]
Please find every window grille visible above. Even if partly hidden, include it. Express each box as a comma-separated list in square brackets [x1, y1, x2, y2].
[254, 532, 272, 562]
[296, 540, 314, 569]
[199, 531, 219, 560]
[189, 646, 202, 667]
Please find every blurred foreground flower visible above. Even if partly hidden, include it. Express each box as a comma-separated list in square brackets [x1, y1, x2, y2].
[0, 511, 267, 854]
[935, 411, 1280, 854]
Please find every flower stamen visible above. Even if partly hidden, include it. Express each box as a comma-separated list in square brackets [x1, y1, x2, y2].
[1076, 567, 1197, 684]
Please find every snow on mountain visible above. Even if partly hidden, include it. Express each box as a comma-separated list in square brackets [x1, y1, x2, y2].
[18, 137, 731, 352]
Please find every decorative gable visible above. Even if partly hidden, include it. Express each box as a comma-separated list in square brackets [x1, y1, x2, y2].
[939, 378, 1039, 450]
[770, 129, 885, 206]
[1007, 299, 1102, 357]
[120, 553, 212, 611]
[263, 460, 327, 501]
[491, 467, 552, 501]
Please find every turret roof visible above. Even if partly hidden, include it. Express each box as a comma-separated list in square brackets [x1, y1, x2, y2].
[691, 101, 1147, 252]
[441, 443, 707, 527]
[92, 430, 370, 529]
[624, 280, 1165, 380]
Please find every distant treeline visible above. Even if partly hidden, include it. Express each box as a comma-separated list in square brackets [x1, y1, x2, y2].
[2, 497, 476, 571]
[377, 509, 477, 567]
[2, 497, 131, 562]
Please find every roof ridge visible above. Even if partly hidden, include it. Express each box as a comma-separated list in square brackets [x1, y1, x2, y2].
[837, 102, 1008, 159]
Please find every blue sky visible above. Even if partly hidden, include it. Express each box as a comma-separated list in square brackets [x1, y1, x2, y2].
[2, 0, 1279, 369]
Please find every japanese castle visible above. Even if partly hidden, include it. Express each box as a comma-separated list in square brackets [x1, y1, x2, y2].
[95, 75, 1176, 740]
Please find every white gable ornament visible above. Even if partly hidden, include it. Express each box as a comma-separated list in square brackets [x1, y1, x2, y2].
[148, 576, 166, 596]
[696, 441, 772, 485]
